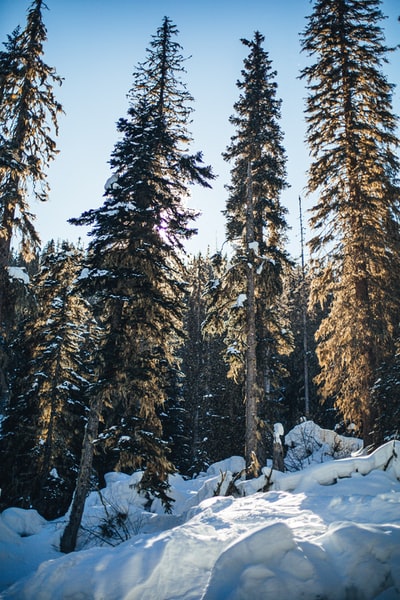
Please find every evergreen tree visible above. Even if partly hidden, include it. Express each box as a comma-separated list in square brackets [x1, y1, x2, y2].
[282, 265, 324, 430]
[0, 0, 62, 396]
[301, 0, 400, 444]
[0, 240, 95, 519]
[61, 17, 213, 552]
[371, 349, 400, 441]
[160, 359, 188, 473]
[205, 33, 291, 471]
[175, 253, 243, 475]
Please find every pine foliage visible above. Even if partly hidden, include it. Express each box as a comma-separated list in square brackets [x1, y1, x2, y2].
[175, 253, 243, 475]
[0, 0, 62, 411]
[282, 266, 326, 429]
[0, 240, 95, 519]
[2, 1, 400, 532]
[0, 0, 62, 323]
[371, 349, 400, 442]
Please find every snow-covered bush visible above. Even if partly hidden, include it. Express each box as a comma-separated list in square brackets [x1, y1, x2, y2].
[284, 419, 363, 471]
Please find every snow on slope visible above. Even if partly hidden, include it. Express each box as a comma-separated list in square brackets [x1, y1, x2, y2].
[0, 437, 399, 599]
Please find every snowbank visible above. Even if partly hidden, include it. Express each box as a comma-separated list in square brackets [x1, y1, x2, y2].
[1, 440, 399, 599]
[203, 518, 400, 600]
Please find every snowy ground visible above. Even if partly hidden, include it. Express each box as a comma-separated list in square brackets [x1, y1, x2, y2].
[1, 422, 400, 599]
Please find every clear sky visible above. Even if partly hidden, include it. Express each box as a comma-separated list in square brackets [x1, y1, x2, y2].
[0, 0, 399, 259]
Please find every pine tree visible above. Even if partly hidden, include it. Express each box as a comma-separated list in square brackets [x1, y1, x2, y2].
[160, 359, 188, 473]
[301, 0, 400, 444]
[61, 17, 214, 552]
[175, 253, 243, 475]
[371, 349, 400, 441]
[205, 33, 292, 472]
[0, 0, 62, 397]
[281, 266, 324, 429]
[0, 240, 95, 519]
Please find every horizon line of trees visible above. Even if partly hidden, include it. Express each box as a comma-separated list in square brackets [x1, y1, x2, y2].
[0, 0, 399, 553]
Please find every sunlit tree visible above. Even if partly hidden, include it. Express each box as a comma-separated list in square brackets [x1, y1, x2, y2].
[0, 0, 62, 397]
[301, 0, 400, 444]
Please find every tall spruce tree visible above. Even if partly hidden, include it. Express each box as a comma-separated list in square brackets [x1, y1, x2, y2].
[301, 0, 400, 444]
[61, 17, 213, 552]
[0, 240, 95, 519]
[0, 0, 62, 399]
[205, 33, 291, 472]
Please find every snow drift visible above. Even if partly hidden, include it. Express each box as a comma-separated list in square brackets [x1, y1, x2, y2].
[0, 427, 399, 599]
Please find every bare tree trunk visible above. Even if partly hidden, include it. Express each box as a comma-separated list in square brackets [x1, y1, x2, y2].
[0, 200, 16, 405]
[60, 393, 102, 553]
[245, 160, 260, 474]
[298, 196, 310, 417]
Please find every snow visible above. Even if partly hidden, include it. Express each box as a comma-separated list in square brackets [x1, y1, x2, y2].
[205, 456, 245, 477]
[285, 419, 364, 471]
[233, 293, 247, 308]
[1, 427, 400, 599]
[7, 266, 29, 284]
[248, 240, 259, 254]
[49, 468, 60, 480]
[104, 174, 121, 191]
[274, 422, 284, 443]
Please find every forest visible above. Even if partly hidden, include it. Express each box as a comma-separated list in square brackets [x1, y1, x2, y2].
[0, 0, 399, 555]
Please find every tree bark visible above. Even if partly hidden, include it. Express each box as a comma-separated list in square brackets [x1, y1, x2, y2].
[245, 160, 259, 474]
[299, 196, 310, 418]
[60, 393, 102, 553]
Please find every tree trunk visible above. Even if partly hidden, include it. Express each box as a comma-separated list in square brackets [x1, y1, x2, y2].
[60, 393, 102, 553]
[0, 199, 16, 404]
[245, 160, 259, 474]
[299, 196, 310, 417]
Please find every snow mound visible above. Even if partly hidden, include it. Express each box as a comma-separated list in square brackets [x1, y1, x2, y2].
[203, 521, 331, 599]
[285, 419, 363, 471]
[3, 472, 400, 599]
[0, 508, 46, 538]
[0, 509, 59, 592]
[206, 456, 245, 476]
[320, 522, 400, 599]
[236, 438, 400, 496]
[203, 520, 400, 600]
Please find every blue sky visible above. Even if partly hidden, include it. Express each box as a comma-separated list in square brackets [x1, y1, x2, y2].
[0, 0, 399, 259]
